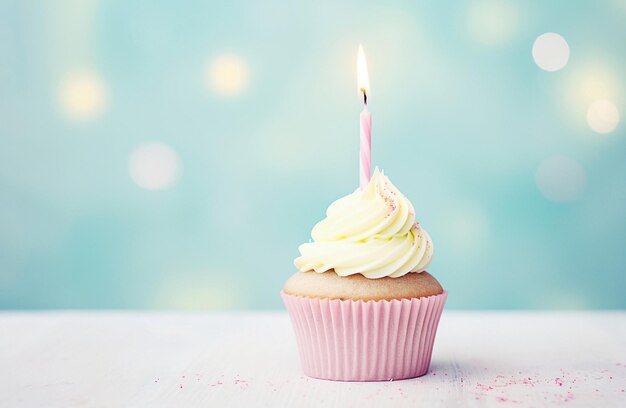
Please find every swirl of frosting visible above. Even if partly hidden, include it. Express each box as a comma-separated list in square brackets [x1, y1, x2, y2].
[294, 168, 433, 279]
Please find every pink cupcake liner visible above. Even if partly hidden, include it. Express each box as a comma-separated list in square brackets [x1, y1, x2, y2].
[282, 290, 447, 382]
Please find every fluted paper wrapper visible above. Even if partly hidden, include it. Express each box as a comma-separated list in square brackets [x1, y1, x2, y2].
[282, 291, 447, 382]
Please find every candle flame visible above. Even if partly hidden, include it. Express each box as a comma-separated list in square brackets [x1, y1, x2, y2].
[357, 44, 370, 99]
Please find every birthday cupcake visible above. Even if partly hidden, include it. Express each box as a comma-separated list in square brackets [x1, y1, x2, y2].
[282, 168, 447, 381]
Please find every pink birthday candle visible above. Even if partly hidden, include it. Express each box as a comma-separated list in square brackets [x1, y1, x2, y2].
[357, 44, 372, 190]
[360, 100, 372, 190]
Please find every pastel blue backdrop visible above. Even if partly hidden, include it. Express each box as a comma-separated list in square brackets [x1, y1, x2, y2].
[1, 0, 625, 310]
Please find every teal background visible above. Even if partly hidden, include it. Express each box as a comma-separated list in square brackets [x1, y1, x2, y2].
[1, 0, 625, 310]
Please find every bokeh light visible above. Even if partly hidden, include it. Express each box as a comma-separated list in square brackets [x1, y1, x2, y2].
[532, 33, 570, 72]
[613, 0, 626, 12]
[586, 99, 620, 134]
[155, 274, 243, 310]
[57, 71, 108, 121]
[128, 142, 181, 190]
[445, 205, 490, 254]
[206, 54, 249, 96]
[533, 289, 590, 309]
[535, 156, 587, 202]
[558, 65, 622, 127]
[467, 0, 520, 45]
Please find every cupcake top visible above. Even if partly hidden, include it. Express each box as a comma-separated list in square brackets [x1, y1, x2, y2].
[294, 168, 433, 279]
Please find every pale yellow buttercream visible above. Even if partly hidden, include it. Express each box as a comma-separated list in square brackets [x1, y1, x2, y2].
[294, 168, 433, 279]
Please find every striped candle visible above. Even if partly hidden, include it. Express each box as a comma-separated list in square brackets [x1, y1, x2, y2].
[360, 103, 372, 189]
[357, 44, 371, 190]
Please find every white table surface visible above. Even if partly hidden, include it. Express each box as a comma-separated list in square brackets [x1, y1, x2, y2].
[1, 311, 624, 408]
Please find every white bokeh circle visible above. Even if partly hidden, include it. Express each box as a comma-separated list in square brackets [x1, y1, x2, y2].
[207, 54, 249, 96]
[586, 99, 620, 134]
[129, 142, 181, 190]
[58, 71, 108, 120]
[535, 156, 586, 202]
[532, 33, 570, 72]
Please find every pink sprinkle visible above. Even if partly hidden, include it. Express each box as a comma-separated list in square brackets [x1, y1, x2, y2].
[555, 378, 563, 387]
[477, 383, 494, 391]
[496, 396, 507, 402]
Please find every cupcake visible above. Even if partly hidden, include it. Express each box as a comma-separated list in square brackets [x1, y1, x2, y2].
[282, 168, 447, 381]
